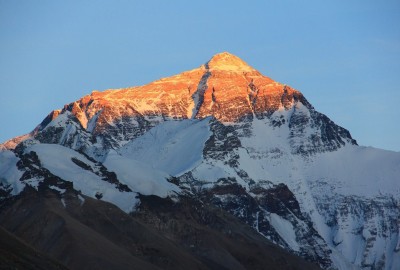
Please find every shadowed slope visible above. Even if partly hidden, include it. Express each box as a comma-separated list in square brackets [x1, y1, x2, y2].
[0, 187, 321, 270]
[0, 225, 68, 270]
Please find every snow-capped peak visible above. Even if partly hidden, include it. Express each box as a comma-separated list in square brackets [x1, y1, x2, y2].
[205, 52, 257, 72]
[0, 52, 398, 270]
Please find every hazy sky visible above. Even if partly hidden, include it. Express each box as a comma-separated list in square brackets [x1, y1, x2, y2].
[1, 1, 399, 151]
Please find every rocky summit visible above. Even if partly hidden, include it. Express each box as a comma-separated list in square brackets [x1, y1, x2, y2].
[1, 52, 399, 270]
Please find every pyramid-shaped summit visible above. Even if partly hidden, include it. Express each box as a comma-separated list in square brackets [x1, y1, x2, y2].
[205, 52, 256, 72]
[2, 51, 356, 153]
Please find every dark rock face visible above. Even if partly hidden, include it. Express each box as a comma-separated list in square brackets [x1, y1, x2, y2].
[203, 119, 242, 167]
[254, 183, 302, 217]
[288, 104, 357, 155]
[191, 180, 333, 269]
[15, 151, 74, 195]
[91, 108, 154, 150]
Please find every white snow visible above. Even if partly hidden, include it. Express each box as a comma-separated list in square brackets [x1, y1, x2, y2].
[191, 160, 235, 183]
[268, 213, 300, 252]
[78, 194, 85, 205]
[333, 214, 366, 265]
[61, 198, 66, 208]
[117, 118, 212, 176]
[44, 111, 70, 129]
[24, 178, 41, 190]
[86, 111, 101, 133]
[330, 249, 361, 270]
[306, 145, 400, 197]
[237, 113, 294, 183]
[25, 144, 139, 213]
[49, 185, 66, 194]
[0, 150, 24, 195]
[104, 150, 180, 197]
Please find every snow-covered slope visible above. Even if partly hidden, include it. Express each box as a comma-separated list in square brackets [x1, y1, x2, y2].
[0, 150, 24, 195]
[0, 143, 179, 213]
[104, 150, 180, 197]
[28, 144, 141, 212]
[116, 118, 212, 176]
[1, 52, 399, 270]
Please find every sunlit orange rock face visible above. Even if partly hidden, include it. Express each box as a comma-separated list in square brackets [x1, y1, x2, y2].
[63, 52, 304, 133]
[195, 53, 304, 122]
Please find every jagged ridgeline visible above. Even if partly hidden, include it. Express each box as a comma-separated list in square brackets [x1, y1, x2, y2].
[1, 52, 399, 270]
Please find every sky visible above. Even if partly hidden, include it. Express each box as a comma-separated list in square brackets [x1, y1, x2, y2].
[0, 0, 399, 151]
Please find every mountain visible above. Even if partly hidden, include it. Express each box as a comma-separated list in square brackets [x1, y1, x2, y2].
[1, 52, 399, 270]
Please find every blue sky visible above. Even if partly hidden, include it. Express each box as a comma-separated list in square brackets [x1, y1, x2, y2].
[1, 1, 399, 151]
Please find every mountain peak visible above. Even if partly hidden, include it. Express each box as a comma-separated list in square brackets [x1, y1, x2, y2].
[205, 52, 256, 72]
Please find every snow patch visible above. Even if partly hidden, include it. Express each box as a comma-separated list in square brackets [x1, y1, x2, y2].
[26, 144, 139, 213]
[78, 194, 85, 206]
[104, 150, 179, 197]
[61, 198, 66, 208]
[268, 213, 300, 252]
[0, 150, 24, 195]
[49, 185, 66, 194]
[117, 118, 212, 176]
